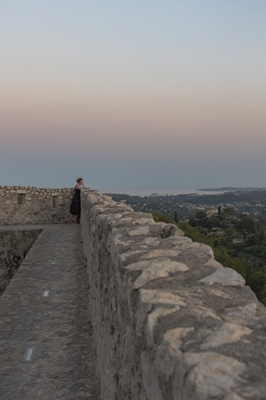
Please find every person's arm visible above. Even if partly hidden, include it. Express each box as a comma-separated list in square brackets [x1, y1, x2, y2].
[77, 182, 84, 189]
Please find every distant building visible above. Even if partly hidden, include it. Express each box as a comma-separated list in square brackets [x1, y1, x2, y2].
[233, 238, 245, 244]
[207, 230, 225, 237]
[206, 208, 218, 217]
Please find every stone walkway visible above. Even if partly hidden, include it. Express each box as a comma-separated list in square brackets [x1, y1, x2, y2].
[0, 224, 99, 399]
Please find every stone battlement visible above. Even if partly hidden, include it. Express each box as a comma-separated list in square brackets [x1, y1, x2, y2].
[81, 188, 266, 400]
[0, 186, 74, 225]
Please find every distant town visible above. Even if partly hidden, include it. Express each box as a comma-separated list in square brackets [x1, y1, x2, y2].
[107, 188, 266, 221]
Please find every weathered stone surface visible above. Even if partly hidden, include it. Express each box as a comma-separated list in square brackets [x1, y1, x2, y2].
[160, 224, 184, 238]
[0, 186, 74, 225]
[146, 306, 181, 348]
[139, 289, 186, 306]
[128, 226, 151, 236]
[204, 258, 224, 268]
[81, 189, 266, 400]
[223, 394, 245, 400]
[182, 352, 246, 400]
[199, 267, 245, 286]
[141, 351, 164, 400]
[0, 229, 41, 295]
[125, 258, 189, 289]
[155, 327, 192, 378]
[224, 302, 257, 321]
[143, 237, 160, 246]
[200, 323, 252, 349]
[140, 249, 181, 259]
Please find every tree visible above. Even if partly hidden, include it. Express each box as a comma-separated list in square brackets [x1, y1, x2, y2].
[223, 207, 236, 217]
[239, 216, 257, 233]
[174, 210, 179, 224]
[204, 216, 221, 229]
[194, 211, 207, 226]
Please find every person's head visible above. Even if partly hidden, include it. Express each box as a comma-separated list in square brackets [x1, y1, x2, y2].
[76, 178, 83, 184]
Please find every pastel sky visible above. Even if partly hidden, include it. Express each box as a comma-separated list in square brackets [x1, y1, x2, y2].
[1, 0, 266, 193]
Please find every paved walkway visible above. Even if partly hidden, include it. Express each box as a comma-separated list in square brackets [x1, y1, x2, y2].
[0, 225, 99, 399]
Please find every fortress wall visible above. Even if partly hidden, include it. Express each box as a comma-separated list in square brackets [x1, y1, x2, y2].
[81, 188, 266, 400]
[0, 186, 74, 225]
[0, 229, 42, 295]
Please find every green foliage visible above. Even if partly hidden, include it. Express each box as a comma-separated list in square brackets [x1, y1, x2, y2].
[223, 206, 236, 217]
[238, 216, 257, 233]
[254, 228, 266, 243]
[225, 228, 238, 237]
[214, 247, 246, 278]
[246, 266, 266, 305]
[171, 211, 266, 305]
[242, 244, 266, 258]
[204, 216, 222, 229]
[174, 210, 179, 223]
[152, 212, 176, 224]
[179, 222, 246, 279]
[178, 222, 212, 246]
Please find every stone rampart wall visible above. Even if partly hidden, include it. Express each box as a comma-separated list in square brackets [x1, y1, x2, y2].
[0, 229, 42, 295]
[0, 186, 74, 225]
[81, 188, 266, 400]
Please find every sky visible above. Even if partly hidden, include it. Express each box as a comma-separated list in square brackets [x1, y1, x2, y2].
[1, 0, 266, 193]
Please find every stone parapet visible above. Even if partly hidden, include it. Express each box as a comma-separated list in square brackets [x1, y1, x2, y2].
[0, 229, 42, 295]
[81, 188, 266, 400]
[0, 186, 74, 225]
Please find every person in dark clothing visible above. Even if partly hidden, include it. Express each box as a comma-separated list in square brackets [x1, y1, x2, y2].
[70, 178, 84, 223]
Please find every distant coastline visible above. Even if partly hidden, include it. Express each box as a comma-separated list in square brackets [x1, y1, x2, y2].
[105, 189, 224, 197]
[105, 187, 266, 198]
[198, 187, 266, 192]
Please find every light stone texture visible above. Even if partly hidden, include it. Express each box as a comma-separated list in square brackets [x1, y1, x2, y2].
[145, 307, 181, 348]
[139, 289, 186, 306]
[183, 352, 246, 400]
[125, 258, 189, 289]
[200, 323, 252, 349]
[204, 258, 224, 268]
[199, 267, 245, 286]
[79, 188, 266, 400]
[225, 302, 257, 317]
[140, 249, 181, 259]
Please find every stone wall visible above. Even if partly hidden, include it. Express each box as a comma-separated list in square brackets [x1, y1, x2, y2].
[0, 186, 74, 225]
[0, 229, 42, 295]
[81, 188, 266, 400]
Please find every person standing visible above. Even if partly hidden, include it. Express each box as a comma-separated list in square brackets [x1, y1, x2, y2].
[70, 178, 84, 223]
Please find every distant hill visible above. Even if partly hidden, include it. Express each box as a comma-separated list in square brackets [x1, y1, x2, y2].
[107, 189, 266, 220]
[198, 187, 266, 192]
